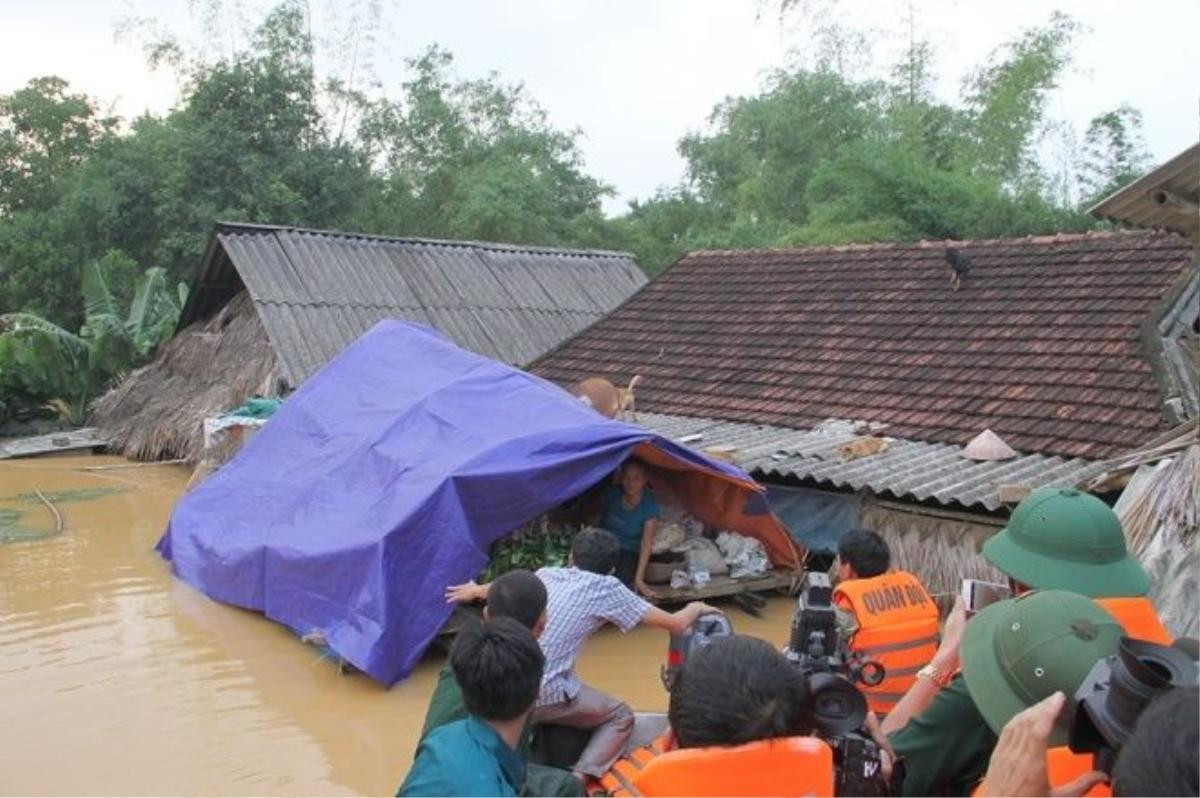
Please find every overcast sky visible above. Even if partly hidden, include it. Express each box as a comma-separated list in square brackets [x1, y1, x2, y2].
[2, 0, 1197, 214]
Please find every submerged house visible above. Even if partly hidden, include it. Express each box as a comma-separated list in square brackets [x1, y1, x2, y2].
[92, 222, 647, 461]
[531, 228, 1198, 603]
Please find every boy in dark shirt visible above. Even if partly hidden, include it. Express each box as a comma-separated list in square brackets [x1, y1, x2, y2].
[400, 617, 544, 797]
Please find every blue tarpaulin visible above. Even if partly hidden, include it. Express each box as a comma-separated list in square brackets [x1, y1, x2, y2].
[765, 485, 862, 555]
[158, 321, 794, 686]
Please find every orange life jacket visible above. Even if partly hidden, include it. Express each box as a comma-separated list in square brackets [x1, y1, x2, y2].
[592, 734, 669, 797]
[1094, 596, 1171, 644]
[593, 735, 835, 797]
[972, 747, 1110, 797]
[833, 570, 939, 715]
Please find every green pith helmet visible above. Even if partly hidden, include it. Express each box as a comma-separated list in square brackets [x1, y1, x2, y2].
[983, 487, 1150, 598]
[961, 590, 1123, 746]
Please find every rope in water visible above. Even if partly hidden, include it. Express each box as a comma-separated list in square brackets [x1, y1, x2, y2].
[32, 489, 63, 535]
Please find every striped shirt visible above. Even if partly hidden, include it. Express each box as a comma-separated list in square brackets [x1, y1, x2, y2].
[535, 566, 652, 706]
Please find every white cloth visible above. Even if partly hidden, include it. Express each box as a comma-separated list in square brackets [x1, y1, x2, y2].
[672, 536, 729, 576]
[715, 531, 770, 579]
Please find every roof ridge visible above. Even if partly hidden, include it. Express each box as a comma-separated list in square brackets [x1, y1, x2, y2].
[684, 229, 1178, 259]
[253, 298, 604, 315]
[214, 220, 637, 261]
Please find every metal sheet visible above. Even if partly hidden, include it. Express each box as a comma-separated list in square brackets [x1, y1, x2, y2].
[634, 411, 1106, 512]
[190, 224, 646, 384]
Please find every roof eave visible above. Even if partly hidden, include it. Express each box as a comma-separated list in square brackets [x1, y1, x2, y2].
[1088, 143, 1200, 238]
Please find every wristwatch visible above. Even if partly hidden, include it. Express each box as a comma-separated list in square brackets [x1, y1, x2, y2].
[916, 663, 953, 687]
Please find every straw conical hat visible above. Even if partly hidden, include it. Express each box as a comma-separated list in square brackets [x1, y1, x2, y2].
[963, 429, 1018, 461]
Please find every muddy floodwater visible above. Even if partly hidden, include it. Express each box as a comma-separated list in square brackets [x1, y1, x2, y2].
[0, 454, 796, 795]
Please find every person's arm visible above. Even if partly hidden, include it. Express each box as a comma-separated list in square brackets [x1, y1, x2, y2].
[882, 595, 967, 736]
[633, 517, 659, 598]
[887, 675, 997, 796]
[445, 580, 490, 604]
[640, 600, 721, 634]
[834, 604, 859, 643]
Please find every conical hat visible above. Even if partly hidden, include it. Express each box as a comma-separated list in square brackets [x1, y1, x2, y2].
[963, 429, 1018, 461]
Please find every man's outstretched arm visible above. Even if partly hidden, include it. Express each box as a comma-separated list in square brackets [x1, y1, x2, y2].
[640, 601, 722, 634]
[445, 580, 489, 603]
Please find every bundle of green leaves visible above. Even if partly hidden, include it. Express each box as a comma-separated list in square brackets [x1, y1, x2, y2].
[481, 518, 579, 583]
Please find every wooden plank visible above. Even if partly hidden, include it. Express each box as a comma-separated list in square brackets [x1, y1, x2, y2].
[648, 568, 800, 604]
[0, 428, 109, 460]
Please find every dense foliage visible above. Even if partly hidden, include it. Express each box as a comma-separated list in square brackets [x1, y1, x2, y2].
[0, 1, 1153, 420]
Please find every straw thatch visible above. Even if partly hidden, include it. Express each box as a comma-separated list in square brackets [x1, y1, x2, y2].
[90, 291, 281, 463]
[1112, 443, 1199, 639]
[861, 500, 1005, 613]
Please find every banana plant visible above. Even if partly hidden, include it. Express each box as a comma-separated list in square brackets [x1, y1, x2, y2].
[0, 257, 188, 425]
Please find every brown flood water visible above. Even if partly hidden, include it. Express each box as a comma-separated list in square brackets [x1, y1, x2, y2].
[0, 455, 795, 795]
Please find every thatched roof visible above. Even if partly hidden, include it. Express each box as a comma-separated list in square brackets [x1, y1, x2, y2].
[91, 291, 279, 462]
[1114, 440, 1199, 640]
[1080, 421, 1199, 639]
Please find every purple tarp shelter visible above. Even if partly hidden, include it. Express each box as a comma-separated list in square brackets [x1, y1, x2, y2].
[158, 321, 786, 685]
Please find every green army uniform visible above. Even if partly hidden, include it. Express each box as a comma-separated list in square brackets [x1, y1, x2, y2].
[888, 675, 997, 796]
[414, 664, 585, 797]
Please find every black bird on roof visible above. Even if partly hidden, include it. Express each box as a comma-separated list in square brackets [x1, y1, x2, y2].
[944, 247, 971, 291]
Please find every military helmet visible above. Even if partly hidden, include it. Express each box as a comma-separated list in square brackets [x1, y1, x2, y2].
[961, 590, 1123, 746]
[983, 487, 1149, 598]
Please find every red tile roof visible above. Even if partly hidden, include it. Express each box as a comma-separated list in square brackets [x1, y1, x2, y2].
[532, 231, 1194, 459]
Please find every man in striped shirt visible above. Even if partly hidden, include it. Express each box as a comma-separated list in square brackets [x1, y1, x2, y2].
[448, 527, 720, 781]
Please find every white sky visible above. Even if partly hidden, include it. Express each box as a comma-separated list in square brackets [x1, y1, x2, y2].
[2, 0, 1197, 215]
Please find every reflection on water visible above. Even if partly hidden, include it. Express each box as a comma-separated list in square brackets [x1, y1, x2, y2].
[0, 455, 794, 795]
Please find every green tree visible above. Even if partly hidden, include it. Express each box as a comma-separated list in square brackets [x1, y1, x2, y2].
[1079, 105, 1152, 204]
[355, 47, 612, 246]
[0, 76, 116, 214]
[678, 68, 882, 229]
[0, 78, 119, 322]
[620, 11, 1100, 271]
[960, 11, 1081, 186]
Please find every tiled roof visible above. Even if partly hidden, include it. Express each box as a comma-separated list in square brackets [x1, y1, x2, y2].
[533, 231, 1193, 459]
[179, 223, 647, 385]
[635, 412, 1107, 512]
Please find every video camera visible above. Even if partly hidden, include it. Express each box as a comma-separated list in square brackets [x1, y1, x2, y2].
[1069, 636, 1199, 774]
[783, 571, 890, 797]
[662, 612, 733, 692]
[664, 572, 891, 796]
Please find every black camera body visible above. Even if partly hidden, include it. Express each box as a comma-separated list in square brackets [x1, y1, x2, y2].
[660, 572, 890, 796]
[784, 571, 890, 797]
[662, 612, 734, 692]
[1070, 636, 1199, 774]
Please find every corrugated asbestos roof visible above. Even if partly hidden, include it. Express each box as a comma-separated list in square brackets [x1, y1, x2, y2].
[180, 223, 647, 385]
[1090, 143, 1200, 237]
[635, 411, 1108, 512]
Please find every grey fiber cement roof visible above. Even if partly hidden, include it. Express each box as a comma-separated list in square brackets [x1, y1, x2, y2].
[206, 224, 647, 385]
[1090, 143, 1200, 237]
[635, 411, 1109, 513]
